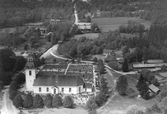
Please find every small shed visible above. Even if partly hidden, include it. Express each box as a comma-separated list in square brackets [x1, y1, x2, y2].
[149, 84, 160, 94]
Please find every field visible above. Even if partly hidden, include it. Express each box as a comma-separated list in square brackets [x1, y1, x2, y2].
[71, 33, 99, 40]
[92, 17, 152, 32]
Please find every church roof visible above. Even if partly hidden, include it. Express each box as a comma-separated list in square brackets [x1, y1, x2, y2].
[33, 74, 84, 87]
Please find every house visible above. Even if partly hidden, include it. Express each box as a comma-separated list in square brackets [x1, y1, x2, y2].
[146, 60, 164, 64]
[149, 84, 160, 94]
[24, 55, 95, 95]
[103, 49, 113, 57]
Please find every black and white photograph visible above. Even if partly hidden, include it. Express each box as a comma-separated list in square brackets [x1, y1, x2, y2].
[0, 0, 166, 114]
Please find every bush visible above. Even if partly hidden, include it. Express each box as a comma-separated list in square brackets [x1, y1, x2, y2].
[23, 93, 33, 108]
[52, 94, 62, 108]
[86, 96, 98, 111]
[33, 94, 44, 108]
[63, 96, 74, 108]
[44, 94, 53, 108]
[116, 75, 128, 96]
[95, 92, 107, 107]
[13, 94, 23, 109]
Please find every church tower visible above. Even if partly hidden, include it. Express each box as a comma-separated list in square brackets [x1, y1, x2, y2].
[24, 54, 36, 91]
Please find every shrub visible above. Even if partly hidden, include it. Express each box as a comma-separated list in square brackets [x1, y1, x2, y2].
[44, 94, 53, 108]
[13, 94, 23, 109]
[63, 96, 74, 108]
[52, 94, 62, 108]
[86, 96, 98, 111]
[116, 75, 128, 96]
[23, 93, 33, 108]
[33, 94, 44, 108]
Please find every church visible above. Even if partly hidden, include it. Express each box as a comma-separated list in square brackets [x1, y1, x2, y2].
[24, 55, 95, 95]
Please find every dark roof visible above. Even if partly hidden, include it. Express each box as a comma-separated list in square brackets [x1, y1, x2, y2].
[147, 60, 164, 64]
[85, 83, 92, 88]
[33, 75, 84, 87]
[42, 64, 68, 69]
[103, 49, 113, 53]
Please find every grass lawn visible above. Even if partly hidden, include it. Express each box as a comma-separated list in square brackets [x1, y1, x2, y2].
[33, 107, 88, 114]
[92, 17, 151, 32]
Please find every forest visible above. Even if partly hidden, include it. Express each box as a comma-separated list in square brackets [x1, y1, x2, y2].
[0, 0, 151, 28]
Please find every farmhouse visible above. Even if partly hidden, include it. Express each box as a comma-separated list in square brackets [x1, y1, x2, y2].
[24, 55, 95, 95]
[103, 49, 113, 57]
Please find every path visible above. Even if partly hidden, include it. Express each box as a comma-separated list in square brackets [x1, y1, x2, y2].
[40, 44, 94, 64]
[1, 90, 20, 114]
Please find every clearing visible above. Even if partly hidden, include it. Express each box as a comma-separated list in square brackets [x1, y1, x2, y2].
[92, 17, 151, 32]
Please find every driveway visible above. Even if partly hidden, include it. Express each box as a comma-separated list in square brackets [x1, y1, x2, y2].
[1, 90, 20, 114]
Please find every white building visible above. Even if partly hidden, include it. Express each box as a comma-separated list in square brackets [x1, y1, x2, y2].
[24, 55, 95, 95]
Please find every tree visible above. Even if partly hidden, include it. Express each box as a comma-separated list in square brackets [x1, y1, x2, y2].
[95, 92, 107, 107]
[52, 94, 62, 108]
[63, 96, 74, 108]
[0, 48, 16, 72]
[122, 45, 130, 57]
[44, 94, 53, 108]
[14, 56, 27, 72]
[0, 81, 4, 92]
[86, 96, 98, 111]
[14, 73, 25, 85]
[9, 91, 18, 100]
[33, 94, 44, 108]
[24, 43, 28, 50]
[136, 75, 150, 100]
[122, 58, 129, 72]
[116, 75, 128, 96]
[23, 93, 33, 108]
[140, 69, 150, 80]
[86, 16, 91, 22]
[13, 94, 23, 109]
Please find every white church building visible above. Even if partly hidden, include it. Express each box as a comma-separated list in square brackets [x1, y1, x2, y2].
[24, 55, 95, 95]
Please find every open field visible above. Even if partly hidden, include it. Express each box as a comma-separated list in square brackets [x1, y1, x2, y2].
[98, 94, 157, 114]
[92, 17, 152, 32]
[71, 33, 99, 40]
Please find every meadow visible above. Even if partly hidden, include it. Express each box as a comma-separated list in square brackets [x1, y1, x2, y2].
[92, 17, 152, 32]
[72, 17, 151, 39]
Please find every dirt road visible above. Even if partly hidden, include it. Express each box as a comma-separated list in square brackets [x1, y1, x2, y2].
[1, 90, 20, 114]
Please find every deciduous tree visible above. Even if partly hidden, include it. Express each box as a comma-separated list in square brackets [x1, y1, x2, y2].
[63, 96, 74, 108]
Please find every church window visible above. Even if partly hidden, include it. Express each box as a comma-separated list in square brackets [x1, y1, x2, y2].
[29, 71, 31, 75]
[46, 87, 49, 92]
[62, 88, 64, 92]
[69, 88, 71, 92]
